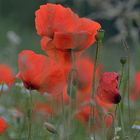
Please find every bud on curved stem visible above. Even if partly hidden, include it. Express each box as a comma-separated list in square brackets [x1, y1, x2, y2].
[89, 29, 105, 140]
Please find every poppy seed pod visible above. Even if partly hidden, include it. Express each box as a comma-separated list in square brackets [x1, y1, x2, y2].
[120, 57, 127, 65]
[95, 29, 105, 42]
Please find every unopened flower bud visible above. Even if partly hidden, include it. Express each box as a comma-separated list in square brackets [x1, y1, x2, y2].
[44, 122, 57, 134]
[120, 57, 127, 65]
[95, 29, 105, 41]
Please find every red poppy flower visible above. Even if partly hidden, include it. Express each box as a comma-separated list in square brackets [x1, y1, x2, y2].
[95, 95, 113, 110]
[76, 104, 99, 127]
[76, 93, 113, 128]
[61, 57, 102, 105]
[0, 64, 15, 86]
[65, 57, 101, 92]
[17, 50, 66, 94]
[74, 58, 102, 104]
[34, 102, 53, 117]
[130, 72, 140, 101]
[96, 72, 121, 104]
[76, 104, 113, 129]
[53, 85, 69, 105]
[104, 114, 113, 128]
[0, 117, 8, 135]
[76, 58, 98, 93]
[35, 3, 101, 64]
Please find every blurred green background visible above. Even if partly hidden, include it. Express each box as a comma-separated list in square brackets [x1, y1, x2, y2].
[0, 0, 140, 73]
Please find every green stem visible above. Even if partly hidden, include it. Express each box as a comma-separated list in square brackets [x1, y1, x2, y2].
[119, 64, 125, 139]
[119, 64, 125, 88]
[0, 82, 4, 95]
[67, 50, 76, 140]
[27, 90, 33, 140]
[119, 61, 126, 114]
[89, 39, 102, 140]
[122, 40, 131, 127]
[61, 91, 66, 139]
[118, 103, 125, 139]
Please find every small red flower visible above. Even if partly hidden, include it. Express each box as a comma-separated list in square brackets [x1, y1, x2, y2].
[17, 50, 66, 94]
[104, 114, 113, 128]
[130, 72, 140, 101]
[76, 105, 99, 128]
[96, 72, 121, 104]
[53, 85, 69, 105]
[76, 93, 113, 128]
[0, 117, 8, 135]
[35, 3, 101, 64]
[34, 102, 53, 117]
[74, 58, 102, 103]
[0, 64, 15, 86]
[76, 58, 96, 93]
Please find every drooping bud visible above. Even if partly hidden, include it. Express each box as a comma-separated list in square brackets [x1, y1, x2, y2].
[96, 72, 121, 104]
[44, 122, 57, 134]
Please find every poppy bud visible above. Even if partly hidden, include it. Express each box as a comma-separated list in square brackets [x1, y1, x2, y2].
[44, 122, 57, 134]
[95, 29, 105, 42]
[96, 72, 121, 104]
[113, 94, 121, 104]
[120, 57, 127, 65]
